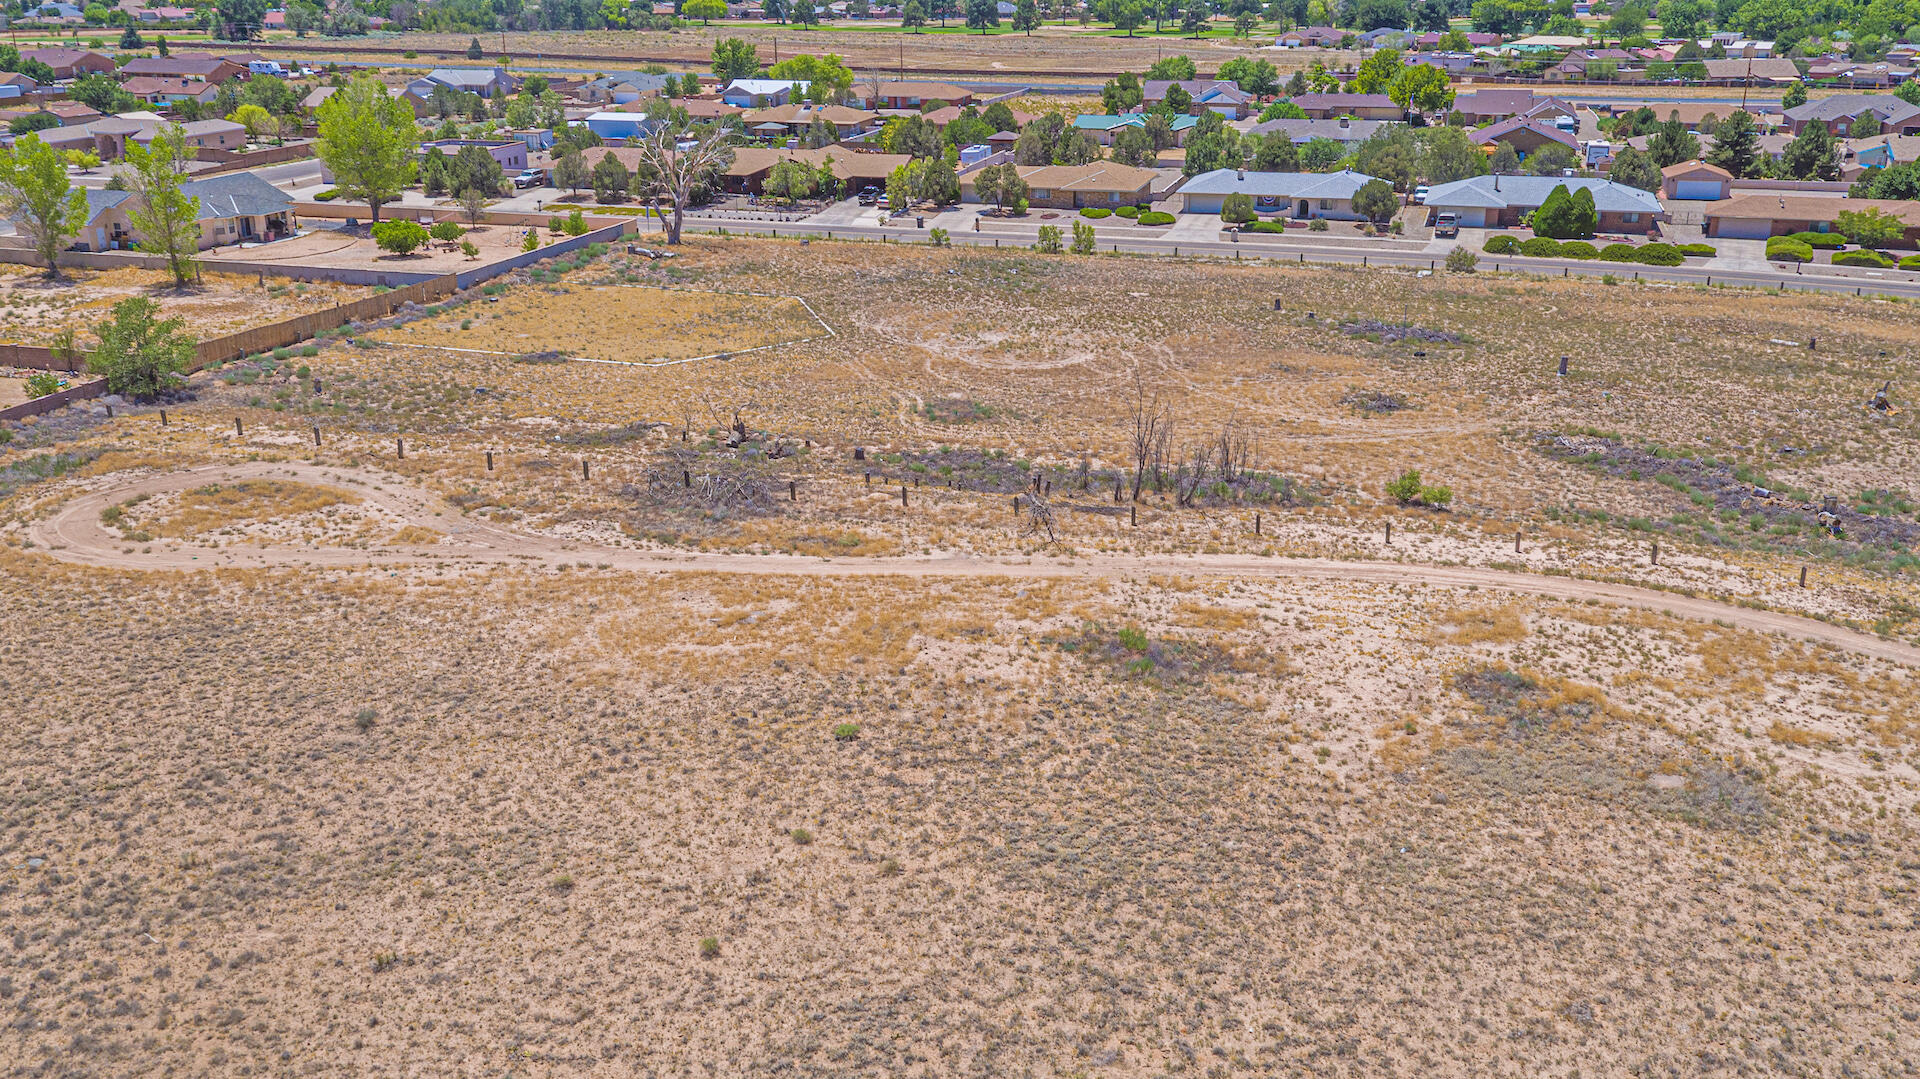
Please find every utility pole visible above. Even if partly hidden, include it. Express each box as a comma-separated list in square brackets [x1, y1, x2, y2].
[1740, 54, 1752, 112]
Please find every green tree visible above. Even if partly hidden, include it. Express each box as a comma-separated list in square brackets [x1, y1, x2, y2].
[1606, 145, 1660, 191]
[87, 297, 194, 400]
[1851, 160, 1920, 199]
[684, 0, 726, 22]
[591, 151, 631, 201]
[768, 53, 855, 102]
[1249, 131, 1298, 171]
[1102, 72, 1144, 113]
[1034, 223, 1064, 252]
[315, 75, 418, 223]
[1704, 109, 1760, 178]
[1897, 80, 1920, 107]
[1100, 0, 1146, 34]
[1220, 191, 1257, 223]
[216, 0, 267, 39]
[966, 0, 1002, 31]
[1145, 55, 1197, 80]
[466, 37, 483, 58]
[122, 126, 201, 287]
[68, 72, 137, 114]
[430, 221, 465, 243]
[0, 134, 87, 279]
[1259, 100, 1308, 121]
[1353, 178, 1398, 223]
[1352, 48, 1403, 95]
[1070, 218, 1097, 253]
[764, 158, 817, 203]
[902, 0, 929, 28]
[554, 148, 588, 193]
[1013, 0, 1042, 31]
[711, 38, 761, 81]
[1835, 205, 1904, 248]
[1299, 136, 1344, 171]
[1780, 119, 1839, 181]
[1390, 62, 1453, 120]
[1780, 80, 1807, 110]
[1526, 143, 1579, 175]
[1419, 125, 1486, 183]
[1489, 141, 1521, 174]
[372, 218, 430, 254]
[1110, 124, 1158, 166]
[1657, 0, 1712, 39]
[1645, 116, 1700, 167]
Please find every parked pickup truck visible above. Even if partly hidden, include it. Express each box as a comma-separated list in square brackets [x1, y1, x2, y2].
[513, 169, 545, 189]
[1434, 211, 1459, 238]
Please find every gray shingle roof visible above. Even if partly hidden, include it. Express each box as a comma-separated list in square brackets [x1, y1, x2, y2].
[1422, 174, 1663, 214]
[1784, 94, 1920, 125]
[1244, 117, 1393, 142]
[180, 172, 293, 220]
[1179, 167, 1379, 200]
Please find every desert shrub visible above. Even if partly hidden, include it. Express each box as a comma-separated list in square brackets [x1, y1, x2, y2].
[353, 708, 375, 732]
[1900, 254, 1920, 270]
[1387, 468, 1452, 506]
[1115, 205, 1140, 219]
[562, 209, 589, 236]
[371, 219, 429, 255]
[23, 371, 61, 399]
[1307, 217, 1329, 231]
[1218, 192, 1255, 224]
[833, 722, 860, 740]
[1832, 248, 1895, 268]
[1483, 234, 1520, 253]
[1033, 224, 1063, 253]
[1079, 206, 1111, 219]
[429, 221, 464, 242]
[1138, 211, 1175, 225]
[1765, 236, 1813, 263]
[1558, 240, 1598, 259]
[1678, 243, 1716, 256]
[790, 828, 812, 844]
[1633, 242, 1684, 265]
[699, 937, 720, 959]
[1785, 230, 1847, 248]
[928, 226, 950, 246]
[1445, 246, 1477, 273]
[1598, 242, 1638, 261]
[1519, 236, 1562, 257]
[312, 188, 339, 201]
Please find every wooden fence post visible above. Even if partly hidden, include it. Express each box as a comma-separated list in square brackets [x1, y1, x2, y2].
[396, 437, 404, 460]
[486, 450, 493, 471]
[235, 417, 243, 437]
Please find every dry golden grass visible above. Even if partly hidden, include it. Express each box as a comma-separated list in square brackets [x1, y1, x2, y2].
[131, 480, 359, 538]
[0, 268, 366, 347]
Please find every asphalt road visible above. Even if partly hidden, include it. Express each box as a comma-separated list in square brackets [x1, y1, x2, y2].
[680, 218, 1920, 300]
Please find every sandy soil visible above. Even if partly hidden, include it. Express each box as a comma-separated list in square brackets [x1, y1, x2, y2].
[0, 267, 368, 347]
[210, 223, 558, 276]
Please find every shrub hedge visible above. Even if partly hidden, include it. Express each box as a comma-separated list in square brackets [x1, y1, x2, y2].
[1786, 230, 1848, 249]
[1115, 206, 1140, 219]
[1245, 220, 1288, 233]
[313, 189, 340, 201]
[1832, 248, 1894, 268]
[1080, 207, 1111, 219]
[1519, 236, 1562, 257]
[1633, 242, 1684, 266]
[1599, 243, 1638, 262]
[1678, 243, 1716, 257]
[1558, 240, 1599, 259]
[1900, 254, 1920, 270]
[1482, 234, 1520, 254]
[1766, 237, 1814, 262]
[1137, 211, 1175, 225]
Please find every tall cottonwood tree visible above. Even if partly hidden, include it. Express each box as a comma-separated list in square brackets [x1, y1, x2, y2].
[315, 75, 418, 224]
[123, 125, 201, 287]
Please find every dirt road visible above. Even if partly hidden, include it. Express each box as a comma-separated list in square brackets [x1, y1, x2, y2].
[30, 462, 1920, 667]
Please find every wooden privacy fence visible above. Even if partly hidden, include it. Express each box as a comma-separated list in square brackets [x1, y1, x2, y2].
[0, 274, 458, 373]
[0, 377, 107, 423]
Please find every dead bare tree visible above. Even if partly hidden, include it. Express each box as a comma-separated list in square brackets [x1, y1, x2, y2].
[1127, 369, 1172, 502]
[629, 121, 735, 245]
[1175, 441, 1216, 507]
[1017, 491, 1058, 543]
[1216, 413, 1255, 484]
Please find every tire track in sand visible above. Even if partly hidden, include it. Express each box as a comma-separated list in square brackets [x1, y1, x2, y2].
[28, 462, 1920, 668]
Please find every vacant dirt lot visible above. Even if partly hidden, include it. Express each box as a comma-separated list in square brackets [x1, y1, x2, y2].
[0, 267, 368, 348]
[1, 238, 1916, 1078]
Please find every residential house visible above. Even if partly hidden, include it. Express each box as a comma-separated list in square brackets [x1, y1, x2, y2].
[67, 172, 296, 251]
[1701, 57, 1801, 84]
[408, 67, 519, 99]
[301, 85, 338, 114]
[19, 3, 84, 23]
[961, 161, 1156, 209]
[1703, 34, 1775, 57]
[1422, 174, 1663, 232]
[1273, 26, 1343, 47]
[44, 101, 103, 125]
[47, 115, 247, 159]
[1175, 167, 1381, 219]
[0, 73, 37, 100]
[1243, 116, 1392, 147]
[1703, 193, 1920, 239]
[1848, 134, 1920, 171]
[720, 79, 808, 107]
[1468, 115, 1579, 158]
[722, 146, 910, 194]
[1804, 60, 1916, 88]
[1782, 94, 1920, 136]
[1449, 90, 1570, 125]
[20, 48, 113, 80]
[582, 111, 664, 141]
[1142, 80, 1257, 119]
[419, 138, 529, 171]
[853, 81, 974, 109]
[1615, 101, 1776, 133]
[1286, 93, 1402, 120]
[1660, 159, 1732, 200]
[1415, 30, 1500, 48]
[504, 127, 556, 151]
[1357, 27, 1415, 48]
[742, 103, 881, 139]
[118, 54, 250, 84]
[1072, 112, 1198, 146]
[1403, 51, 1479, 74]
[119, 76, 223, 106]
[580, 71, 684, 105]
[920, 103, 1035, 130]
[1547, 49, 1643, 82]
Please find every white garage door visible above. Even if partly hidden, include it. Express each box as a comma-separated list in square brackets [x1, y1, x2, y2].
[1715, 216, 1773, 240]
[1452, 209, 1486, 228]
[1673, 180, 1722, 200]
